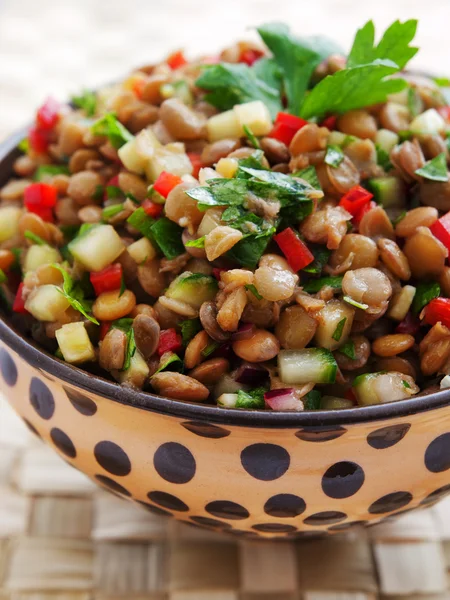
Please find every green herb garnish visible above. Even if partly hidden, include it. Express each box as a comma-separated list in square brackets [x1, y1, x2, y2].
[236, 387, 267, 409]
[325, 145, 345, 168]
[332, 318, 347, 342]
[0, 269, 7, 284]
[185, 236, 205, 248]
[302, 245, 331, 275]
[343, 295, 369, 310]
[338, 339, 356, 360]
[245, 284, 263, 300]
[127, 208, 154, 239]
[18, 138, 29, 153]
[91, 113, 133, 149]
[34, 165, 70, 181]
[24, 230, 47, 246]
[376, 144, 393, 171]
[150, 218, 185, 260]
[111, 318, 136, 371]
[106, 185, 123, 199]
[202, 341, 219, 358]
[415, 152, 449, 182]
[102, 203, 124, 221]
[412, 282, 439, 315]
[402, 379, 412, 389]
[243, 124, 261, 149]
[51, 264, 99, 325]
[71, 89, 97, 116]
[293, 165, 322, 190]
[180, 318, 202, 345]
[303, 276, 343, 293]
[154, 352, 183, 375]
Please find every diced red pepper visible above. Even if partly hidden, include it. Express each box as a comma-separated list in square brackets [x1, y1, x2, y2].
[354, 200, 376, 225]
[321, 115, 338, 130]
[212, 267, 228, 280]
[142, 199, 164, 218]
[438, 106, 450, 121]
[28, 126, 50, 154]
[153, 171, 183, 199]
[106, 175, 120, 188]
[395, 312, 420, 335]
[430, 211, 450, 253]
[157, 328, 183, 356]
[239, 48, 264, 66]
[187, 152, 203, 179]
[339, 185, 374, 222]
[423, 298, 450, 329]
[268, 112, 308, 146]
[24, 183, 57, 222]
[344, 388, 357, 403]
[13, 283, 28, 314]
[90, 264, 123, 296]
[131, 77, 146, 99]
[36, 97, 61, 130]
[167, 50, 188, 70]
[274, 228, 314, 272]
[100, 321, 112, 341]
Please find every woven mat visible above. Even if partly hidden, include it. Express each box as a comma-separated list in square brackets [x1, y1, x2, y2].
[1, 395, 450, 598]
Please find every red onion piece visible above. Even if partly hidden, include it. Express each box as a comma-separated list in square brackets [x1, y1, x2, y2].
[231, 323, 255, 342]
[264, 388, 303, 411]
[234, 363, 269, 385]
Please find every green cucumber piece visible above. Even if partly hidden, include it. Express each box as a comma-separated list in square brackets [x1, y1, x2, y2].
[367, 176, 405, 209]
[165, 272, 218, 310]
[278, 348, 337, 385]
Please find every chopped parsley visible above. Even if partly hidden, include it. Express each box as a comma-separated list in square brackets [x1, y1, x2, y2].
[412, 282, 440, 315]
[150, 218, 185, 260]
[402, 379, 412, 389]
[415, 152, 449, 182]
[332, 318, 347, 342]
[376, 144, 393, 171]
[154, 352, 183, 375]
[180, 318, 202, 345]
[245, 284, 263, 300]
[110, 318, 136, 371]
[243, 124, 261, 149]
[127, 207, 154, 239]
[185, 236, 205, 248]
[325, 145, 345, 168]
[338, 340, 356, 360]
[303, 276, 343, 294]
[24, 230, 47, 246]
[102, 203, 124, 221]
[51, 264, 99, 325]
[236, 387, 267, 409]
[343, 295, 369, 310]
[91, 113, 133, 149]
[34, 165, 70, 181]
[71, 89, 97, 116]
[302, 245, 331, 275]
[202, 341, 219, 358]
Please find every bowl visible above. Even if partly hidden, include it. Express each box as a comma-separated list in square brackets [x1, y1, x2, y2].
[2, 130, 450, 540]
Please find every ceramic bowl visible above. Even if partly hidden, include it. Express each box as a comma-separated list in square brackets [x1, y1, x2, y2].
[2, 130, 450, 540]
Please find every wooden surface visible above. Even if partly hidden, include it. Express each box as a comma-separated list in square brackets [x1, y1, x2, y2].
[2, 395, 450, 598]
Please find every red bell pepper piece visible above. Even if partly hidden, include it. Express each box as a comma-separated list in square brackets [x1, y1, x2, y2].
[24, 183, 57, 222]
[187, 152, 203, 179]
[274, 228, 314, 272]
[395, 312, 420, 335]
[142, 199, 164, 219]
[13, 283, 28, 314]
[424, 298, 450, 329]
[167, 50, 188, 70]
[212, 267, 228, 280]
[268, 112, 308, 146]
[100, 321, 112, 341]
[354, 200, 376, 225]
[36, 97, 61, 130]
[321, 115, 338, 130]
[438, 106, 450, 121]
[239, 48, 264, 66]
[28, 126, 50, 154]
[157, 328, 183, 356]
[153, 171, 183, 198]
[132, 78, 146, 99]
[90, 264, 123, 296]
[339, 185, 374, 221]
[430, 211, 450, 253]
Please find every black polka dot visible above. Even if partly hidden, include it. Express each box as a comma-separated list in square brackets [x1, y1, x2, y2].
[0, 348, 17, 387]
[205, 500, 249, 520]
[425, 433, 450, 473]
[328, 520, 368, 531]
[64, 386, 97, 416]
[303, 511, 347, 526]
[29, 377, 55, 420]
[95, 474, 131, 497]
[136, 501, 172, 517]
[94, 441, 131, 476]
[50, 428, 76, 458]
[296, 426, 346, 443]
[241, 443, 290, 481]
[153, 442, 196, 484]
[23, 419, 40, 438]
[368, 491, 413, 514]
[322, 461, 365, 499]
[252, 523, 297, 533]
[367, 424, 411, 449]
[181, 421, 230, 439]
[190, 516, 232, 529]
[147, 491, 189, 512]
[421, 484, 450, 506]
[264, 494, 306, 518]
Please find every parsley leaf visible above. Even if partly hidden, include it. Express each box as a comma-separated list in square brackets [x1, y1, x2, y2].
[338, 340, 356, 360]
[154, 352, 183, 375]
[127, 207, 154, 239]
[243, 125, 261, 149]
[180, 319, 202, 345]
[325, 145, 345, 168]
[226, 232, 273, 269]
[412, 282, 439, 315]
[332, 317, 347, 341]
[376, 144, 393, 171]
[102, 203, 124, 221]
[402, 379, 412, 389]
[150, 218, 185, 259]
[196, 62, 282, 119]
[344, 295, 369, 310]
[302, 245, 330, 274]
[34, 165, 70, 181]
[110, 318, 136, 371]
[202, 341, 219, 358]
[303, 276, 343, 293]
[245, 284, 263, 300]
[347, 19, 418, 69]
[71, 89, 97, 116]
[415, 152, 449, 182]
[293, 166, 322, 190]
[185, 236, 205, 248]
[91, 113, 134, 149]
[236, 387, 267, 409]
[257, 22, 342, 115]
[0, 269, 7, 284]
[51, 264, 99, 325]
[24, 230, 47, 246]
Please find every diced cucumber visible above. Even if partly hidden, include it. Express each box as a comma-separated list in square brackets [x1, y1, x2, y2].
[367, 176, 405, 209]
[118, 129, 161, 174]
[314, 299, 354, 351]
[25, 284, 70, 322]
[217, 393, 239, 408]
[375, 129, 399, 153]
[165, 272, 218, 310]
[353, 371, 418, 406]
[24, 245, 61, 273]
[68, 224, 124, 272]
[410, 108, 446, 137]
[55, 322, 96, 364]
[145, 144, 193, 181]
[127, 237, 157, 264]
[213, 373, 247, 399]
[118, 349, 149, 388]
[321, 396, 354, 409]
[207, 109, 242, 142]
[387, 285, 416, 321]
[0, 206, 22, 243]
[278, 348, 338, 385]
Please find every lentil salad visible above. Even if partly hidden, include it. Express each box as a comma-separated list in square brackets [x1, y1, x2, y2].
[1, 20, 450, 411]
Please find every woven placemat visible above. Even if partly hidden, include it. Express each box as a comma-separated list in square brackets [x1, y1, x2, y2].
[1, 394, 450, 598]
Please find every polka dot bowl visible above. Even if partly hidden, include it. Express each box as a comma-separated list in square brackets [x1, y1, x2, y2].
[2, 133, 450, 539]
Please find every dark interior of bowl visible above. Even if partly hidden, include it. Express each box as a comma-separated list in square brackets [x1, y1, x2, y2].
[1, 125, 450, 428]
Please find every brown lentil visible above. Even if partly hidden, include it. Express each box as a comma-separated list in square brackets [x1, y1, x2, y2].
[99, 328, 127, 371]
[372, 334, 415, 357]
[378, 238, 411, 280]
[189, 358, 230, 385]
[151, 372, 210, 402]
[92, 289, 136, 321]
[132, 314, 160, 360]
[232, 329, 280, 362]
[395, 206, 438, 237]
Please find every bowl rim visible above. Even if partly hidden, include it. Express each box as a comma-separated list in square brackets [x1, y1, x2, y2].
[1, 127, 449, 429]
